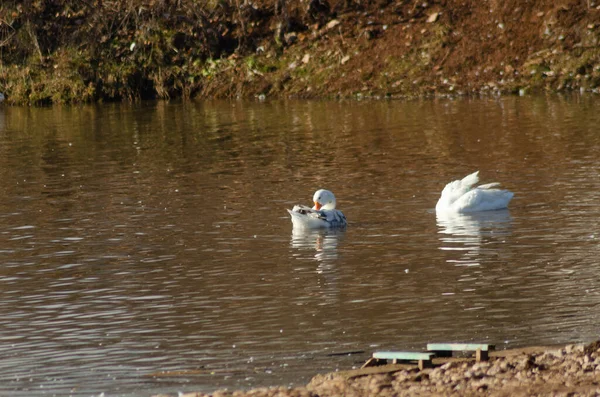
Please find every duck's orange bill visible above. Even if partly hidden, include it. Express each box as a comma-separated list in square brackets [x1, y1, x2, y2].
[314, 202, 322, 210]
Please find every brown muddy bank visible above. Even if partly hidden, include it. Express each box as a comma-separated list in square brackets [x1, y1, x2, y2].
[2, 1, 600, 105]
[156, 341, 600, 397]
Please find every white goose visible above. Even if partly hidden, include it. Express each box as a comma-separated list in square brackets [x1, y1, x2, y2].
[436, 171, 514, 213]
[287, 189, 347, 229]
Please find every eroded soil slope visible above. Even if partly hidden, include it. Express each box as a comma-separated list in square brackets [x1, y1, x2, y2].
[1, 1, 600, 104]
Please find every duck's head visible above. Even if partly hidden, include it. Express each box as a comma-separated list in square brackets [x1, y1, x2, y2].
[313, 189, 337, 210]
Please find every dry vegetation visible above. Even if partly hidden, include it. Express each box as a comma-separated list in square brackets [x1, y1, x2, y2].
[2, 0, 600, 104]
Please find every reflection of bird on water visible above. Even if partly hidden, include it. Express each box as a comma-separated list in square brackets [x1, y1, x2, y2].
[287, 189, 347, 229]
[290, 228, 345, 262]
[436, 171, 514, 213]
[290, 228, 344, 303]
[436, 210, 512, 267]
[436, 210, 513, 238]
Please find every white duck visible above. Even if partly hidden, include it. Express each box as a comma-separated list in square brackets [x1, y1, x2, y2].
[436, 171, 514, 213]
[287, 189, 347, 229]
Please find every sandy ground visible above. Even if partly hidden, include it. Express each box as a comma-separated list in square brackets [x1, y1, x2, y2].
[153, 341, 600, 397]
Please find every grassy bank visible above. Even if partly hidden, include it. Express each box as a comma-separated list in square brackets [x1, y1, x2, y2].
[2, 0, 600, 105]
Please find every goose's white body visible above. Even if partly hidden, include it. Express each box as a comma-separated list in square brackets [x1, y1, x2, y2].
[287, 189, 347, 229]
[436, 171, 514, 213]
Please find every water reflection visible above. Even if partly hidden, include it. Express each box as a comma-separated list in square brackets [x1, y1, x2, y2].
[289, 228, 345, 305]
[290, 228, 345, 263]
[437, 210, 513, 238]
[437, 210, 512, 266]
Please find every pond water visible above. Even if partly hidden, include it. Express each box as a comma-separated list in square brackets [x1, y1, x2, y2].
[1, 96, 600, 396]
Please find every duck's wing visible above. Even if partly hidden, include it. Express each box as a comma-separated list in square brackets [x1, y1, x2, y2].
[288, 206, 346, 228]
[437, 171, 480, 211]
[457, 188, 514, 212]
[440, 171, 480, 200]
[290, 204, 317, 215]
[288, 205, 327, 229]
[320, 209, 347, 227]
[477, 182, 502, 189]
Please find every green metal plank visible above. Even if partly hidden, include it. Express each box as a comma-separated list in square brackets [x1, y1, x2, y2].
[373, 351, 434, 361]
[427, 343, 495, 352]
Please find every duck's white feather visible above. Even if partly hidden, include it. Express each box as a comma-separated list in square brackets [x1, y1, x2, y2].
[287, 206, 347, 229]
[436, 171, 514, 213]
[288, 190, 347, 229]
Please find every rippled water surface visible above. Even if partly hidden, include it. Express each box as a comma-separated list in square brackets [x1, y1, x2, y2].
[1, 97, 600, 396]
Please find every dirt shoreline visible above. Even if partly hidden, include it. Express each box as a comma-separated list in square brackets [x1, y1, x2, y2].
[157, 341, 600, 397]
